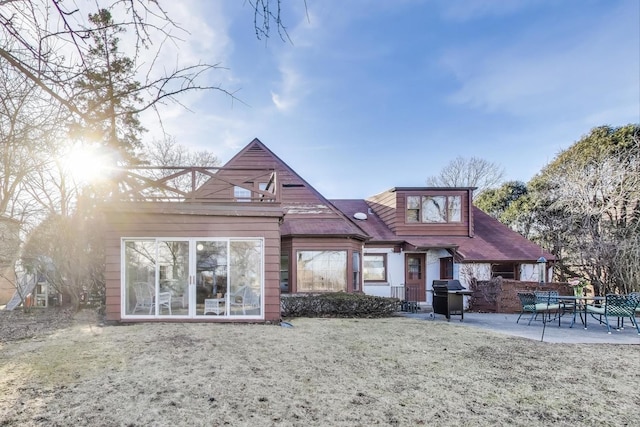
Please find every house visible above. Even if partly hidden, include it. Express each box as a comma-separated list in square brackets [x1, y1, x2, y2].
[0, 215, 21, 306]
[103, 138, 553, 323]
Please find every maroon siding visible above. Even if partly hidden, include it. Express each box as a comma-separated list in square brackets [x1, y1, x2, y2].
[366, 190, 398, 232]
[194, 141, 323, 206]
[104, 208, 282, 323]
[367, 189, 472, 237]
[394, 189, 470, 236]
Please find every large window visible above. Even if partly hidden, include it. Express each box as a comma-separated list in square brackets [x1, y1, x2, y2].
[363, 254, 387, 282]
[406, 195, 462, 223]
[296, 250, 347, 292]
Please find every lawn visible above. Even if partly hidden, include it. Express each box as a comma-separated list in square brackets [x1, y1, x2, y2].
[1, 310, 639, 426]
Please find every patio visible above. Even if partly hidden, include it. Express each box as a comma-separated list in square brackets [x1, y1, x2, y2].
[399, 310, 640, 344]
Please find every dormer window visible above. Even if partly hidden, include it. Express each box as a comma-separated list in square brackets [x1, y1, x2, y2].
[406, 195, 461, 223]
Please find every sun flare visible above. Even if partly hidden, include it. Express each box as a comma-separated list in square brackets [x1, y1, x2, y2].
[62, 144, 108, 184]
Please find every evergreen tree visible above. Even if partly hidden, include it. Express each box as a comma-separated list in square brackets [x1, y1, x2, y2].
[72, 9, 145, 164]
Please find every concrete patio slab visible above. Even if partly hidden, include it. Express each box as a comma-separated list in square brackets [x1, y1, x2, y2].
[399, 311, 640, 344]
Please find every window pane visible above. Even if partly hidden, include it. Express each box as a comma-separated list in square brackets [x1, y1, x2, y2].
[196, 241, 228, 316]
[407, 257, 422, 280]
[297, 251, 347, 292]
[234, 185, 251, 201]
[352, 252, 361, 291]
[124, 240, 156, 316]
[448, 196, 461, 222]
[363, 254, 386, 281]
[158, 241, 189, 316]
[491, 263, 517, 280]
[440, 257, 454, 280]
[422, 196, 446, 222]
[407, 196, 420, 223]
[229, 240, 262, 316]
[280, 254, 289, 293]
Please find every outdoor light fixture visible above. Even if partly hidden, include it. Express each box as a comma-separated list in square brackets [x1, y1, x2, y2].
[537, 256, 547, 284]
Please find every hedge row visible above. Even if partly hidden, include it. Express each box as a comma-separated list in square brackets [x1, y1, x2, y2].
[281, 292, 399, 318]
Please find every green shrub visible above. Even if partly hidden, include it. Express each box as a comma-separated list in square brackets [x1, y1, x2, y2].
[281, 292, 399, 318]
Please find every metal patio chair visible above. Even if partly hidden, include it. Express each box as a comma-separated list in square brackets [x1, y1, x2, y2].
[585, 294, 640, 334]
[630, 292, 640, 315]
[516, 291, 561, 326]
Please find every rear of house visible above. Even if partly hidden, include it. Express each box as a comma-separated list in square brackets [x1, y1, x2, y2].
[102, 138, 553, 322]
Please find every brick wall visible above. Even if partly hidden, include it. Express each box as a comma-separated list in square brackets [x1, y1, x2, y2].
[469, 278, 572, 313]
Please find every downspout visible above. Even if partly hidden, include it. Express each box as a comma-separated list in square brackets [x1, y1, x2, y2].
[468, 189, 474, 237]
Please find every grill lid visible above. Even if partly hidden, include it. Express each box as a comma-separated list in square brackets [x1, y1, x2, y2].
[432, 279, 465, 290]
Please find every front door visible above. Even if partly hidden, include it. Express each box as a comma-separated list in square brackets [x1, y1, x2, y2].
[405, 253, 426, 302]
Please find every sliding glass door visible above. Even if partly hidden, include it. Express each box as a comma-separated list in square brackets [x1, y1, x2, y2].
[123, 238, 263, 318]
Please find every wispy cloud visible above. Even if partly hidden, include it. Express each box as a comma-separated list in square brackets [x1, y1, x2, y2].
[437, 0, 537, 22]
[271, 65, 307, 112]
[440, 3, 639, 124]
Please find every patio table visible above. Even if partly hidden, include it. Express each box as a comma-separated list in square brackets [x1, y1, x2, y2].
[557, 295, 605, 328]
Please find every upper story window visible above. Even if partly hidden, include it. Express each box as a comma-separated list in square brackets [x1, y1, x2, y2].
[234, 185, 252, 202]
[406, 195, 461, 223]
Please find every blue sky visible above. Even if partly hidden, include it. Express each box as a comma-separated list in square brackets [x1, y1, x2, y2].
[142, 0, 640, 199]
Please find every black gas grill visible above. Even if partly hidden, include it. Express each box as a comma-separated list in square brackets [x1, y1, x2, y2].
[432, 280, 473, 321]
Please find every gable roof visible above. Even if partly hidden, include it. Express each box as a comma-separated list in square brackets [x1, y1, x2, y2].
[210, 139, 369, 240]
[331, 199, 554, 263]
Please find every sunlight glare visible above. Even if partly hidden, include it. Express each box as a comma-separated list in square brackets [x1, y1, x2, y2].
[63, 144, 108, 184]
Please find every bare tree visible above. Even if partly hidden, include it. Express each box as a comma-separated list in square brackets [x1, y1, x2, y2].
[0, 55, 65, 223]
[544, 155, 640, 293]
[134, 137, 221, 194]
[426, 156, 505, 196]
[2, 0, 297, 310]
[0, 1, 294, 131]
[141, 137, 219, 169]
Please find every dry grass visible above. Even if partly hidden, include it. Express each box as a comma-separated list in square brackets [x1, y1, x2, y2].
[1, 311, 640, 426]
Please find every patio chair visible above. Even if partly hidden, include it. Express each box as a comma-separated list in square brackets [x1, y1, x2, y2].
[153, 291, 172, 315]
[585, 294, 640, 334]
[516, 291, 561, 326]
[132, 282, 154, 314]
[630, 292, 640, 314]
[229, 285, 260, 315]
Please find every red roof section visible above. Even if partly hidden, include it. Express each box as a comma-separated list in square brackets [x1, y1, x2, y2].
[331, 199, 554, 262]
[331, 199, 400, 242]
